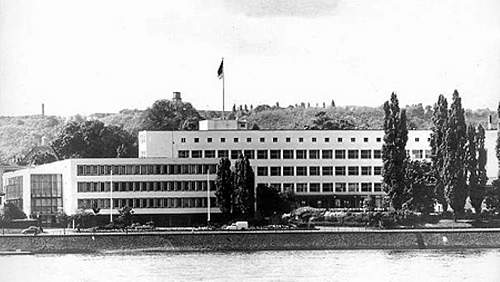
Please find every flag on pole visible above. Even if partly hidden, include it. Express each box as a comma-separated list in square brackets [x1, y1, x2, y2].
[217, 59, 224, 79]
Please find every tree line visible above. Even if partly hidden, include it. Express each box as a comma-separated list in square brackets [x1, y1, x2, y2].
[383, 91, 499, 218]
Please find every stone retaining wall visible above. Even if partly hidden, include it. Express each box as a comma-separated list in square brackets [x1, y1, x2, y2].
[1, 230, 499, 253]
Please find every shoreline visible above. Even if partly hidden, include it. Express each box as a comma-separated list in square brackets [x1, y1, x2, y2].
[1, 228, 500, 254]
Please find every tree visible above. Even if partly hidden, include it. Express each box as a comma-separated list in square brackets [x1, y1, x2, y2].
[2, 203, 26, 220]
[142, 99, 201, 131]
[382, 93, 408, 210]
[51, 120, 137, 159]
[215, 158, 233, 219]
[116, 206, 134, 226]
[29, 151, 58, 165]
[56, 212, 69, 234]
[466, 125, 481, 214]
[497, 102, 500, 177]
[430, 94, 448, 212]
[331, 99, 336, 107]
[233, 155, 255, 219]
[402, 160, 435, 214]
[443, 90, 468, 217]
[256, 185, 284, 218]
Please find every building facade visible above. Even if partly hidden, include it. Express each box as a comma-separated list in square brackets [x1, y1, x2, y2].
[139, 123, 499, 208]
[3, 158, 219, 226]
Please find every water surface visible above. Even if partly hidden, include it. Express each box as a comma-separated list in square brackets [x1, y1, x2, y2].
[1, 249, 499, 281]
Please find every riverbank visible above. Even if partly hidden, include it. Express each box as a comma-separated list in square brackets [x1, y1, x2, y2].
[1, 228, 500, 253]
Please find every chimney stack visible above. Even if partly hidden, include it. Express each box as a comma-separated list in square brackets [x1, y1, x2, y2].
[488, 114, 493, 130]
[42, 103, 45, 117]
[172, 92, 182, 102]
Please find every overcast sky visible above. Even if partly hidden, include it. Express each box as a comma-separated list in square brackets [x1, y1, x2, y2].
[1, 0, 499, 116]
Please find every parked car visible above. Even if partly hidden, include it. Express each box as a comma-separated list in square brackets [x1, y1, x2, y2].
[21, 226, 43, 235]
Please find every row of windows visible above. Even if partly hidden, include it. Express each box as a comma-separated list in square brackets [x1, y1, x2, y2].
[77, 181, 216, 193]
[31, 197, 63, 215]
[31, 174, 63, 197]
[179, 149, 383, 160]
[181, 136, 428, 144]
[260, 182, 383, 193]
[182, 136, 383, 144]
[256, 166, 383, 176]
[77, 164, 216, 176]
[77, 197, 216, 209]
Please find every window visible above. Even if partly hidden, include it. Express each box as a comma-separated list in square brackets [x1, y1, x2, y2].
[178, 150, 189, 158]
[335, 150, 346, 159]
[218, 150, 228, 158]
[323, 183, 334, 192]
[425, 150, 432, 159]
[335, 183, 346, 193]
[376, 137, 382, 142]
[296, 150, 307, 159]
[364, 137, 369, 142]
[322, 166, 333, 176]
[361, 166, 372, 176]
[415, 137, 420, 142]
[296, 183, 308, 193]
[257, 150, 268, 159]
[270, 150, 281, 159]
[374, 166, 382, 175]
[231, 150, 241, 159]
[361, 150, 371, 159]
[348, 166, 359, 176]
[309, 166, 320, 176]
[348, 150, 359, 159]
[322, 150, 333, 159]
[244, 150, 255, 159]
[324, 137, 330, 142]
[270, 167, 281, 176]
[181, 138, 186, 143]
[285, 137, 291, 143]
[373, 150, 382, 159]
[191, 150, 202, 158]
[298, 137, 304, 142]
[310, 183, 320, 192]
[207, 137, 212, 143]
[220, 137, 226, 143]
[194, 138, 199, 143]
[309, 150, 320, 159]
[233, 138, 239, 143]
[296, 166, 307, 176]
[361, 183, 372, 192]
[273, 137, 278, 142]
[374, 183, 383, 192]
[335, 166, 346, 176]
[337, 137, 343, 142]
[283, 150, 294, 159]
[257, 167, 268, 176]
[351, 137, 356, 142]
[283, 183, 294, 192]
[348, 183, 359, 192]
[259, 137, 265, 143]
[246, 137, 252, 143]
[283, 166, 294, 176]
[412, 149, 423, 159]
[312, 137, 317, 142]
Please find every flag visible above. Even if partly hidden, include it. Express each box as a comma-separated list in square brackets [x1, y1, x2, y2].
[217, 59, 224, 79]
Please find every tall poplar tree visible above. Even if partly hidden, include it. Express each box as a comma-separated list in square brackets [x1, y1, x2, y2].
[497, 102, 500, 178]
[233, 155, 255, 218]
[443, 90, 467, 216]
[382, 93, 408, 210]
[215, 158, 233, 219]
[430, 95, 448, 212]
[466, 124, 481, 213]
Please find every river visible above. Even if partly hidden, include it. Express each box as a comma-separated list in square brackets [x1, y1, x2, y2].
[1, 249, 499, 281]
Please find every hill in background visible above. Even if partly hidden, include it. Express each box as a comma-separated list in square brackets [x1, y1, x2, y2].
[0, 103, 497, 164]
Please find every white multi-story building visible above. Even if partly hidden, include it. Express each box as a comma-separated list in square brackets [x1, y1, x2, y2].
[3, 119, 499, 225]
[139, 120, 499, 208]
[3, 158, 219, 225]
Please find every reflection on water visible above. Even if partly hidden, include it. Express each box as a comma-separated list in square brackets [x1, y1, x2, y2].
[1, 249, 500, 282]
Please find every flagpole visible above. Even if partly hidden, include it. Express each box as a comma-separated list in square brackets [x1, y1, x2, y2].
[207, 168, 211, 224]
[110, 167, 113, 223]
[222, 57, 225, 120]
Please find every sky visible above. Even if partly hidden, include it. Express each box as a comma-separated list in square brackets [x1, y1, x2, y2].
[1, 0, 499, 116]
